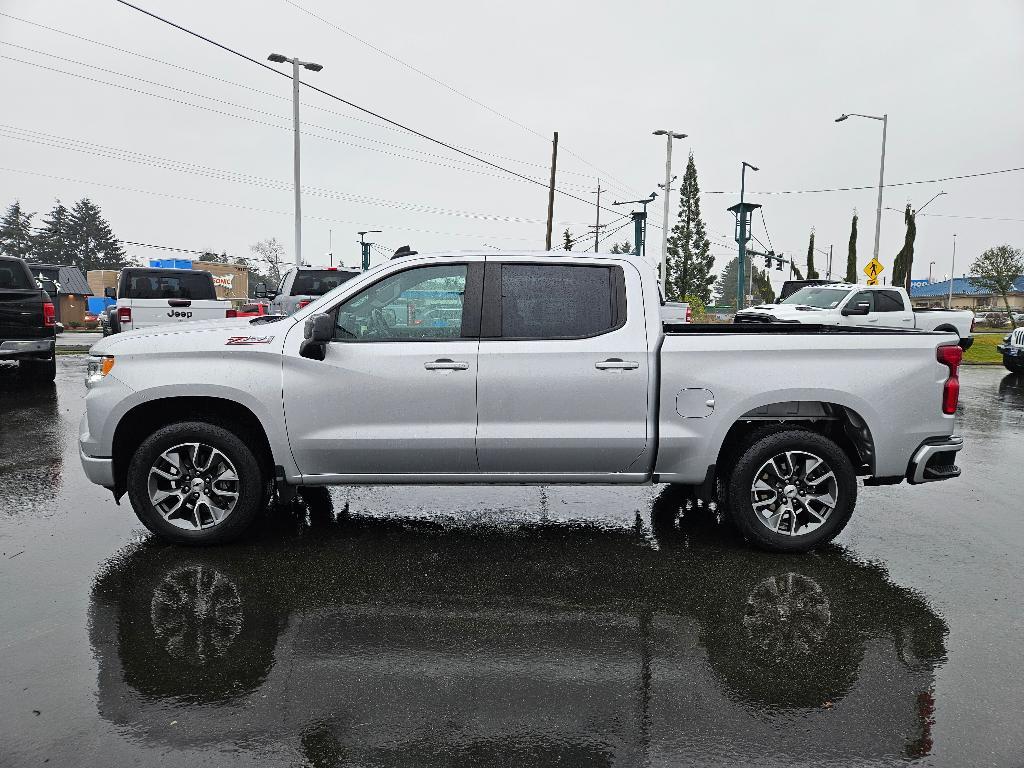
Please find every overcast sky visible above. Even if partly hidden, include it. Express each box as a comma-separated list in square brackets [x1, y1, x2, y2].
[2, 0, 1022, 292]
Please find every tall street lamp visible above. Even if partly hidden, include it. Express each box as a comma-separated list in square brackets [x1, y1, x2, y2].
[653, 130, 687, 294]
[269, 52, 324, 266]
[734, 161, 759, 309]
[835, 112, 888, 268]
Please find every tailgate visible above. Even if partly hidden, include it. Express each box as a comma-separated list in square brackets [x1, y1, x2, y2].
[0, 289, 47, 338]
[126, 299, 229, 328]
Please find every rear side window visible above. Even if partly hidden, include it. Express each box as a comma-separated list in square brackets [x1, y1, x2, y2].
[874, 290, 905, 312]
[121, 271, 217, 300]
[291, 270, 359, 296]
[497, 264, 621, 339]
[0, 259, 34, 289]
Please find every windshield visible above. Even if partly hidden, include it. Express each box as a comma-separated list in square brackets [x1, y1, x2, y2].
[291, 270, 360, 296]
[780, 286, 850, 309]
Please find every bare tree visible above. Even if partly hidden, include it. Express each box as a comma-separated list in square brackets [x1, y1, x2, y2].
[246, 237, 288, 290]
[970, 244, 1024, 327]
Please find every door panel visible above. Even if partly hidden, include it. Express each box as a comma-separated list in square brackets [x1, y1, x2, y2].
[475, 261, 649, 474]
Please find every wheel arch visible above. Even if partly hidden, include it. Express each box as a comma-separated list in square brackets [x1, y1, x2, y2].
[714, 400, 876, 480]
[111, 396, 276, 500]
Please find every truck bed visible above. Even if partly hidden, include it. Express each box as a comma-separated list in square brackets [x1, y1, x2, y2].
[664, 322, 935, 336]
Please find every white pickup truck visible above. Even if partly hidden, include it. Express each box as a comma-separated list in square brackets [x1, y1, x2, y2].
[80, 251, 965, 552]
[103, 267, 235, 334]
[735, 283, 975, 349]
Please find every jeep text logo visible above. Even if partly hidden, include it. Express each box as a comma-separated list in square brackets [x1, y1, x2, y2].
[167, 310, 193, 318]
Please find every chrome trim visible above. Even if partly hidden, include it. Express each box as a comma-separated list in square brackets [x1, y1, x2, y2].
[907, 435, 963, 484]
[0, 339, 53, 356]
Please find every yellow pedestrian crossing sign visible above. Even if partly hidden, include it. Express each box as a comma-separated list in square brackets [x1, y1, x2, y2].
[863, 258, 884, 286]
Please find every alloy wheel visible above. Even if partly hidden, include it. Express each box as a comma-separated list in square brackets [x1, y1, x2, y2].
[750, 450, 838, 537]
[147, 442, 240, 531]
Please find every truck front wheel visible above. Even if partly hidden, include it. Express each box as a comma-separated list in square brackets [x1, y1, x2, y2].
[725, 429, 857, 553]
[1003, 356, 1024, 374]
[126, 422, 266, 545]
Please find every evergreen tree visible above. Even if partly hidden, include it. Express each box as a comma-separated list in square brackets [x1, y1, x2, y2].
[562, 229, 576, 251]
[845, 212, 858, 283]
[805, 229, 819, 279]
[608, 241, 634, 255]
[33, 200, 75, 265]
[891, 204, 916, 290]
[666, 152, 714, 304]
[68, 198, 128, 271]
[0, 200, 36, 260]
[714, 256, 775, 308]
[713, 257, 739, 307]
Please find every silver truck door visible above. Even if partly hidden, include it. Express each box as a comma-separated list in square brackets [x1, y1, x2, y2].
[475, 260, 649, 474]
[282, 261, 482, 476]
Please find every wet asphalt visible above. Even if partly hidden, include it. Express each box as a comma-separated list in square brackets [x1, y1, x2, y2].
[0, 358, 1022, 767]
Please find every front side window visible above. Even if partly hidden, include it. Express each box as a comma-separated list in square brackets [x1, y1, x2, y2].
[847, 291, 875, 312]
[499, 264, 617, 339]
[335, 264, 467, 341]
[874, 290, 905, 312]
[781, 287, 850, 308]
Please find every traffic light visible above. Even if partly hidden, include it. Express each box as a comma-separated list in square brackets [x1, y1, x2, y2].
[776, 258, 783, 271]
[764, 253, 771, 269]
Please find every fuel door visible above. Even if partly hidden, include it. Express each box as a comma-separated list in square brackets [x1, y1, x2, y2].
[676, 388, 715, 418]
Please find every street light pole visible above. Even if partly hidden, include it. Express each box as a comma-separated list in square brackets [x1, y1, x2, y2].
[948, 233, 957, 309]
[835, 113, 888, 263]
[269, 53, 323, 266]
[653, 130, 687, 294]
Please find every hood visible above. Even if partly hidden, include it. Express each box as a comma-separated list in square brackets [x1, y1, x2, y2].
[737, 303, 827, 319]
[91, 316, 296, 355]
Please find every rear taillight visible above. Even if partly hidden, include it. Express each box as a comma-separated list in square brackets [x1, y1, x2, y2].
[937, 344, 962, 415]
[297, 299, 312, 309]
[685, 305, 692, 323]
[226, 308, 237, 318]
[118, 307, 131, 324]
[42, 301, 56, 327]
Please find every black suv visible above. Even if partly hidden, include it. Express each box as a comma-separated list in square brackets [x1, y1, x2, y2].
[0, 255, 58, 383]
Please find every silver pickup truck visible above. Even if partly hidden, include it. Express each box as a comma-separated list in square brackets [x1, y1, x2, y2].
[79, 251, 964, 552]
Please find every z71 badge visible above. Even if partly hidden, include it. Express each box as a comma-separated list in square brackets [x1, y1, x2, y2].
[225, 336, 274, 345]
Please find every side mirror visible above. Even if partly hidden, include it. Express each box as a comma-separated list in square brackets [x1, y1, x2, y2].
[299, 312, 333, 361]
[842, 301, 871, 316]
[103, 286, 116, 299]
[254, 282, 267, 299]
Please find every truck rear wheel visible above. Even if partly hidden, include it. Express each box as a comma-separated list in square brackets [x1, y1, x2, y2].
[725, 429, 857, 553]
[127, 422, 265, 545]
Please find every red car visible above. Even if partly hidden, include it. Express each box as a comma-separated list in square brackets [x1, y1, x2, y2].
[235, 301, 271, 318]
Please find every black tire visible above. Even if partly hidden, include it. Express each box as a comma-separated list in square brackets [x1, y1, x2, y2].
[18, 355, 56, 384]
[725, 429, 857, 553]
[1003, 356, 1024, 374]
[127, 421, 266, 545]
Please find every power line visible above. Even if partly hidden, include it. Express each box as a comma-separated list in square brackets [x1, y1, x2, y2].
[110, 0, 626, 218]
[703, 166, 1024, 195]
[282, 0, 640, 196]
[0, 125, 596, 226]
[916, 213, 1024, 223]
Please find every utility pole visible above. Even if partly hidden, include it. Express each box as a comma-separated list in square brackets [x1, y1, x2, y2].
[612, 193, 657, 263]
[268, 53, 323, 266]
[729, 161, 760, 310]
[357, 230, 381, 271]
[948, 233, 957, 308]
[544, 131, 559, 250]
[328, 229, 333, 267]
[652, 130, 688, 292]
[591, 179, 603, 252]
[828, 244, 833, 279]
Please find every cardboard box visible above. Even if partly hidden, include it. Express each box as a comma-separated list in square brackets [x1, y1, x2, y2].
[193, 261, 249, 300]
[87, 270, 119, 297]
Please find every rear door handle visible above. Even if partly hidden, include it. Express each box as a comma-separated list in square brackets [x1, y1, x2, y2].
[595, 358, 639, 370]
[424, 358, 469, 371]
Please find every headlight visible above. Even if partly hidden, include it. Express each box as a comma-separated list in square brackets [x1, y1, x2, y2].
[86, 356, 115, 388]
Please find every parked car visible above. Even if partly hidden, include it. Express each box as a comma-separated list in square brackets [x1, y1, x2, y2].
[103, 267, 235, 334]
[735, 283, 975, 349]
[0, 254, 57, 382]
[81, 251, 964, 551]
[257, 266, 360, 316]
[996, 327, 1024, 373]
[660, 301, 691, 324]
[234, 301, 272, 318]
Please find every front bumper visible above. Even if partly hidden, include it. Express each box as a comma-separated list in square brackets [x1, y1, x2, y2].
[80, 446, 114, 488]
[907, 435, 963, 484]
[0, 338, 55, 359]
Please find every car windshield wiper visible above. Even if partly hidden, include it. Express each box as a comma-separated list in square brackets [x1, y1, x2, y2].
[249, 315, 288, 324]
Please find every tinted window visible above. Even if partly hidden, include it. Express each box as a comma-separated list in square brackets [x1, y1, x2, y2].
[781, 287, 849, 308]
[121, 271, 216, 300]
[848, 291, 874, 312]
[500, 264, 616, 339]
[0, 259, 33, 289]
[335, 264, 466, 341]
[875, 290, 905, 312]
[291, 270, 359, 296]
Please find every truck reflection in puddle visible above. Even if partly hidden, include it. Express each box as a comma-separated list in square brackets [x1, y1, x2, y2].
[89, 487, 946, 766]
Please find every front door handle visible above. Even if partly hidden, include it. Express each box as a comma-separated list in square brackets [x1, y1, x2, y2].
[424, 358, 469, 371]
[595, 358, 639, 370]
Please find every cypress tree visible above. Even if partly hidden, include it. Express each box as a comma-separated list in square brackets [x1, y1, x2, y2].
[0, 200, 36, 260]
[891, 204, 916, 290]
[805, 229, 819, 279]
[666, 152, 714, 304]
[68, 198, 129, 272]
[33, 200, 75, 265]
[845, 212, 858, 282]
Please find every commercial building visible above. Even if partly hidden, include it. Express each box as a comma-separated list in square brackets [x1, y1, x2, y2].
[909, 276, 1024, 311]
[27, 263, 94, 325]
